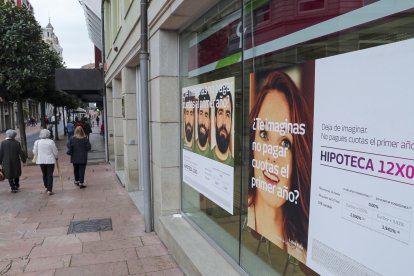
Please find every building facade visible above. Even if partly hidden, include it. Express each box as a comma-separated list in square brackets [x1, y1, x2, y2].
[42, 20, 63, 57]
[104, 0, 414, 275]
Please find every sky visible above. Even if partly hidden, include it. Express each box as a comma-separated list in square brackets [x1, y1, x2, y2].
[31, 0, 95, 68]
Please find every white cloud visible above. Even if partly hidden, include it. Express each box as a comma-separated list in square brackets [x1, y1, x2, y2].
[31, 0, 95, 68]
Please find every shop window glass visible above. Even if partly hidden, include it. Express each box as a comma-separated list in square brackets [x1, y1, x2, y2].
[180, 0, 243, 263]
[241, 1, 414, 275]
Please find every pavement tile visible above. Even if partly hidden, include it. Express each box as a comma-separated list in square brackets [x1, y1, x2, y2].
[73, 232, 101, 242]
[37, 218, 72, 230]
[17, 208, 63, 218]
[0, 239, 43, 261]
[42, 235, 82, 247]
[23, 227, 68, 239]
[146, 268, 185, 276]
[0, 260, 11, 274]
[24, 213, 73, 224]
[3, 259, 30, 275]
[136, 244, 169, 259]
[25, 255, 71, 272]
[100, 228, 154, 241]
[13, 270, 55, 276]
[70, 248, 137, 267]
[0, 223, 39, 234]
[82, 236, 143, 253]
[29, 243, 82, 259]
[0, 216, 27, 226]
[141, 235, 162, 246]
[0, 231, 25, 241]
[55, 261, 128, 276]
[127, 255, 178, 275]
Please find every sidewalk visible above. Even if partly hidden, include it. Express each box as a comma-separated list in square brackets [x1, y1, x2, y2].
[0, 133, 183, 275]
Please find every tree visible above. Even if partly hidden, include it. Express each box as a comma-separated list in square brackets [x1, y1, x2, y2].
[0, 2, 62, 153]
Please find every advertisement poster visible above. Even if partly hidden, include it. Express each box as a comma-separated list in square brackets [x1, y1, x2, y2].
[307, 38, 414, 275]
[182, 77, 235, 214]
[247, 65, 315, 263]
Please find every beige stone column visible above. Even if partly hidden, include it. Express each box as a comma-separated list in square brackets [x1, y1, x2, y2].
[106, 86, 115, 162]
[121, 67, 139, 192]
[149, 30, 181, 231]
[112, 78, 124, 172]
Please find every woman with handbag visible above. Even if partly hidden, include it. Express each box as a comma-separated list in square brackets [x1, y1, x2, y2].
[67, 126, 91, 188]
[33, 129, 59, 195]
[0, 130, 27, 193]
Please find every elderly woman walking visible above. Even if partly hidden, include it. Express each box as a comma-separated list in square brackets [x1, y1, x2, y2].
[33, 129, 58, 195]
[67, 126, 91, 188]
[0, 130, 27, 193]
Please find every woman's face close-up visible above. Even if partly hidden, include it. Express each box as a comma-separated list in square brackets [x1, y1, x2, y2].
[253, 90, 293, 209]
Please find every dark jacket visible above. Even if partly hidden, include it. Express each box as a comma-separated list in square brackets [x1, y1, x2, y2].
[0, 139, 27, 179]
[67, 137, 91, 164]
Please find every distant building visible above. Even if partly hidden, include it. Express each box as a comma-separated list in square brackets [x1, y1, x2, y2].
[42, 20, 63, 57]
[81, 63, 95, 69]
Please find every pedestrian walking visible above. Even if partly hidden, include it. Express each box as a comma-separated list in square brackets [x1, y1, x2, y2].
[67, 126, 91, 189]
[82, 118, 92, 140]
[66, 120, 74, 140]
[96, 116, 100, 128]
[33, 129, 59, 195]
[47, 124, 54, 140]
[0, 130, 27, 193]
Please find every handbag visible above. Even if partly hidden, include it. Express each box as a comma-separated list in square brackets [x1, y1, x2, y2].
[0, 169, 4, 181]
[66, 140, 73, 156]
[32, 152, 38, 163]
[32, 141, 38, 164]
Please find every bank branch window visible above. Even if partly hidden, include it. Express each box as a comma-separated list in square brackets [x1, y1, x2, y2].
[181, 0, 414, 275]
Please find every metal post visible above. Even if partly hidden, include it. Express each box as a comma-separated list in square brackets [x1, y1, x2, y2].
[102, 0, 109, 163]
[139, 0, 153, 232]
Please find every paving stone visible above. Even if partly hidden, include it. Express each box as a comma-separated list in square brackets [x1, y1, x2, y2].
[37, 218, 72, 230]
[141, 235, 162, 246]
[0, 239, 42, 261]
[73, 232, 101, 242]
[13, 269, 55, 276]
[55, 261, 128, 276]
[30, 243, 82, 259]
[0, 231, 25, 241]
[0, 223, 39, 233]
[82, 236, 143, 253]
[146, 268, 185, 276]
[25, 255, 71, 272]
[23, 226, 68, 239]
[70, 248, 137, 267]
[136, 244, 169, 259]
[127, 255, 178, 275]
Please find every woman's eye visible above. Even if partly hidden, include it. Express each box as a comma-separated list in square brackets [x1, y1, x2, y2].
[259, 130, 268, 140]
[281, 139, 291, 149]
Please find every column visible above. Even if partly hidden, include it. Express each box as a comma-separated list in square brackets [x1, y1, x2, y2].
[149, 30, 181, 231]
[106, 87, 115, 162]
[112, 78, 124, 172]
[121, 67, 139, 192]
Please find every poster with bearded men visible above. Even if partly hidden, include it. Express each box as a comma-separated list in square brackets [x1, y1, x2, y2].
[181, 77, 235, 214]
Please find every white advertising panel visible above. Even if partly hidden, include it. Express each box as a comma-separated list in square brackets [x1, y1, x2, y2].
[182, 77, 235, 214]
[308, 38, 414, 275]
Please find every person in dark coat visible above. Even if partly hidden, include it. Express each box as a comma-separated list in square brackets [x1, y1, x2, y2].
[67, 126, 91, 189]
[0, 130, 27, 193]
